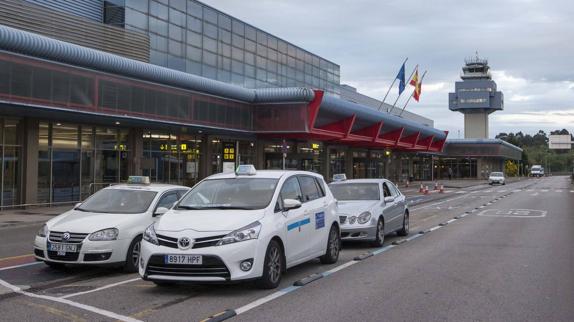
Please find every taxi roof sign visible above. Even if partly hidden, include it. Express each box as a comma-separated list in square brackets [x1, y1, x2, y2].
[332, 173, 347, 182]
[236, 164, 257, 176]
[127, 176, 151, 185]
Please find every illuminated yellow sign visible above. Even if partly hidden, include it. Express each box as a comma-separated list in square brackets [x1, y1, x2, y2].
[312, 143, 320, 150]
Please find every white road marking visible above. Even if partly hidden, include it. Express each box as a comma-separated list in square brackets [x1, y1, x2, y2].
[477, 209, 547, 218]
[556, 190, 563, 193]
[530, 192, 539, 196]
[429, 226, 441, 232]
[446, 219, 457, 224]
[570, 191, 574, 193]
[0, 262, 42, 271]
[60, 277, 141, 299]
[234, 285, 300, 315]
[0, 278, 141, 322]
[484, 190, 492, 193]
[499, 190, 507, 192]
[541, 189, 549, 192]
[412, 194, 469, 211]
[527, 189, 534, 192]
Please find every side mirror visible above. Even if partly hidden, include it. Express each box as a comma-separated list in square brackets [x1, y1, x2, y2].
[282, 199, 302, 211]
[74, 202, 82, 209]
[154, 207, 169, 217]
[384, 196, 395, 203]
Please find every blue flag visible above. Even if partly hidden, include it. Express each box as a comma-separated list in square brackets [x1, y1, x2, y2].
[396, 63, 406, 95]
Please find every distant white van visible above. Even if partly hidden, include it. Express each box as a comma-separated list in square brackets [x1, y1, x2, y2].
[530, 165, 544, 177]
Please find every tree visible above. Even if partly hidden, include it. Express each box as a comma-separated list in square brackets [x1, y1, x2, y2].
[505, 160, 518, 177]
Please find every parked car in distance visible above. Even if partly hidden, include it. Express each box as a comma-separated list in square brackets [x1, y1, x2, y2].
[530, 165, 544, 177]
[139, 165, 341, 289]
[488, 172, 506, 185]
[34, 177, 190, 272]
[328, 179, 409, 247]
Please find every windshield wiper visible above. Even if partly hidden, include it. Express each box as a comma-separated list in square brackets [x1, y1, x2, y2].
[74, 207, 89, 212]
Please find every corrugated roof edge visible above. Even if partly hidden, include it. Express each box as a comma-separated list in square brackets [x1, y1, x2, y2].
[446, 139, 523, 152]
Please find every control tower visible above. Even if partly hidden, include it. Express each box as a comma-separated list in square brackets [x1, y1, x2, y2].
[448, 55, 503, 138]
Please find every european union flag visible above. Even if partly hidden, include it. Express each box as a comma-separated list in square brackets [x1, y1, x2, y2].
[396, 63, 406, 95]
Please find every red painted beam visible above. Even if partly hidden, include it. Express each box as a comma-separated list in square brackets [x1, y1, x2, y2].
[417, 135, 434, 151]
[379, 128, 404, 146]
[399, 132, 420, 148]
[315, 114, 356, 138]
[352, 121, 384, 143]
[307, 90, 324, 130]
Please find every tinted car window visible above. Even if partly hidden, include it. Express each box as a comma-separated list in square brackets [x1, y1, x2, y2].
[298, 176, 320, 202]
[280, 177, 303, 202]
[382, 183, 392, 197]
[157, 192, 179, 209]
[314, 178, 326, 197]
[329, 183, 380, 200]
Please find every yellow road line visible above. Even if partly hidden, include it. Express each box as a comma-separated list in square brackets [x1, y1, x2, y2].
[0, 254, 34, 262]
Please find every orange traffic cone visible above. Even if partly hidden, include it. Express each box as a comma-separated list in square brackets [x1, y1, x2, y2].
[419, 184, 424, 193]
[424, 186, 429, 194]
[434, 182, 439, 190]
[439, 184, 444, 193]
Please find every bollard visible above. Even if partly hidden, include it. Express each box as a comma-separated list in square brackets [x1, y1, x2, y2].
[439, 184, 444, 193]
[419, 184, 424, 193]
[434, 182, 439, 190]
[424, 186, 429, 194]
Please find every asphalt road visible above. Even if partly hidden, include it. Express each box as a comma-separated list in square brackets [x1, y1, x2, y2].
[0, 176, 572, 321]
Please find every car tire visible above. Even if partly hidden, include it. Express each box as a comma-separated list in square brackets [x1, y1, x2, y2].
[320, 225, 341, 264]
[123, 235, 142, 273]
[371, 218, 385, 247]
[256, 239, 284, 289]
[397, 211, 409, 237]
[44, 261, 66, 269]
[503, 182, 506, 185]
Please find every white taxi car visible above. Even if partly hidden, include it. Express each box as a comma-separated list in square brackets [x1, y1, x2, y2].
[33, 177, 189, 272]
[139, 165, 340, 289]
[488, 172, 506, 185]
[329, 179, 409, 247]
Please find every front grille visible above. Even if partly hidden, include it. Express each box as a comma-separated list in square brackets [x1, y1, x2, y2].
[34, 248, 44, 258]
[49, 231, 88, 244]
[47, 251, 80, 261]
[157, 234, 178, 249]
[341, 232, 350, 238]
[156, 234, 226, 249]
[193, 235, 225, 249]
[146, 255, 230, 279]
[339, 216, 347, 224]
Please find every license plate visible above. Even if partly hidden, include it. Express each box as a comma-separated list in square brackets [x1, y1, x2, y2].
[164, 254, 202, 265]
[48, 242, 78, 254]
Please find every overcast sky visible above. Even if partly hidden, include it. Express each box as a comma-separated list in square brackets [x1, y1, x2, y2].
[202, 0, 574, 137]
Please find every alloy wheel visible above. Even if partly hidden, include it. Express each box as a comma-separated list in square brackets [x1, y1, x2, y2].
[132, 240, 141, 266]
[267, 246, 281, 284]
[329, 228, 340, 258]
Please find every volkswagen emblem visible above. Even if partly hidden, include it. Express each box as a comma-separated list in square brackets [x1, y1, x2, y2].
[178, 237, 193, 249]
[62, 232, 71, 241]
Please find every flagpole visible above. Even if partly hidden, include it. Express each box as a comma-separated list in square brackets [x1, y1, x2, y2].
[388, 64, 418, 114]
[399, 70, 427, 117]
[377, 57, 408, 112]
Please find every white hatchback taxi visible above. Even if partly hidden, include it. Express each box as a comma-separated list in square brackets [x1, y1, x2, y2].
[34, 177, 189, 272]
[139, 165, 341, 289]
[329, 179, 409, 247]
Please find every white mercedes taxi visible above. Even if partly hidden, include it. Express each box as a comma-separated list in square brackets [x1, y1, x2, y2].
[329, 178, 409, 247]
[139, 165, 340, 289]
[33, 177, 189, 272]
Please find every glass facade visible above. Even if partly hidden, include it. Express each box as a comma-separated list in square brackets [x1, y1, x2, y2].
[38, 122, 130, 204]
[0, 118, 20, 208]
[122, 0, 340, 94]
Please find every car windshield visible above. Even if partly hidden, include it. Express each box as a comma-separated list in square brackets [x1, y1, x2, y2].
[532, 166, 541, 170]
[177, 178, 278, 210]
[76, 189, 158, 214]
[329, 183, 380, 201]
[491, 172, 503, 176]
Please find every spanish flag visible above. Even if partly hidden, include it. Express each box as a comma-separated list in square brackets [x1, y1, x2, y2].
[410, 69, 422, 102]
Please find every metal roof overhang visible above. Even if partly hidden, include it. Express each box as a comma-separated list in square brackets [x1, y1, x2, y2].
[260, 91, 448, 152]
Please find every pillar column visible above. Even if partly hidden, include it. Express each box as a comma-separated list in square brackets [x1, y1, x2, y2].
[19, 118, 39, 205]
[127, 128, 143, 176]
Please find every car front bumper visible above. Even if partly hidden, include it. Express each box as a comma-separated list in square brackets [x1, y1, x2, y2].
[340, 225, 377, 241]
[139, 239, 265, 283]
[33, 235, 130, 265]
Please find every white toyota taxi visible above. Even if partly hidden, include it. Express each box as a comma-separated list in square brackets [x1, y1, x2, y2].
[34, 177, 189, 272]
[139, 165, 341, 289]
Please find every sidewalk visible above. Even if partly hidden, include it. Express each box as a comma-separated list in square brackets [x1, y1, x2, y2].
[0, 205, 72, 228]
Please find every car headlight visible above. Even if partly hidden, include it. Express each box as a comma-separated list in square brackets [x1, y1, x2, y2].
[143, 223, 159, 245]
[217, 221, 261, 246]
[357, 212, 372, 224]
[88, 228, 119, 241]
[37, 224, 48, 237]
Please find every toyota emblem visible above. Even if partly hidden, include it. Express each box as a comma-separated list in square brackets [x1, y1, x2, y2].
[178, 237, 193, 249]
[62, 232, 71, 241]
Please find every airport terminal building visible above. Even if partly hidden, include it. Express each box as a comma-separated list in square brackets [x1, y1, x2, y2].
[0, 0, 452, 208]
